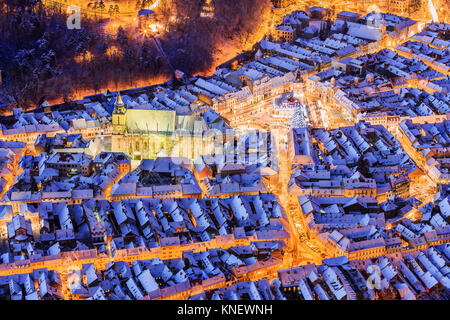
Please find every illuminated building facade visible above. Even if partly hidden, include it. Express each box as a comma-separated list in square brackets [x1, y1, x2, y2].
[111, 93, 215, 163]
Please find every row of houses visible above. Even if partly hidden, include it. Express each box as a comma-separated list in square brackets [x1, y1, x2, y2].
[398, 119, 450, 183]
[0, 193, 289, 266]
[287, 122, 421, 202]
[191, 243, 450, 300]
[1, 150, 130, 207]
[0, 241, 286, 300]
[306, 32, 448, 125]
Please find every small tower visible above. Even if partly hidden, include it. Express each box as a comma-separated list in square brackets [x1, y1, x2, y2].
[112, 92, 127, 135]
[113, 91, 126, 114]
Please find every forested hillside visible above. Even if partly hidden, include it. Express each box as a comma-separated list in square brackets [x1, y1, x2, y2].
[0, 0, 272, 110]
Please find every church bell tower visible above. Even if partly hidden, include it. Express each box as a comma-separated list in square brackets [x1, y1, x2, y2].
[112, 92, 127, 135]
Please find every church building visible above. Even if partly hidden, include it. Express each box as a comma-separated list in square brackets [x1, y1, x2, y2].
[111, 92, 217, 165]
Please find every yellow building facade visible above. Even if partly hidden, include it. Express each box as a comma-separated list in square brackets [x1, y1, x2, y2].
[111, 93, 214, 162]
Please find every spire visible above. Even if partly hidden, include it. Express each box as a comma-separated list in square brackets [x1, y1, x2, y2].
[114, 91, 126, 114]
[115, 91, 124, 107]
